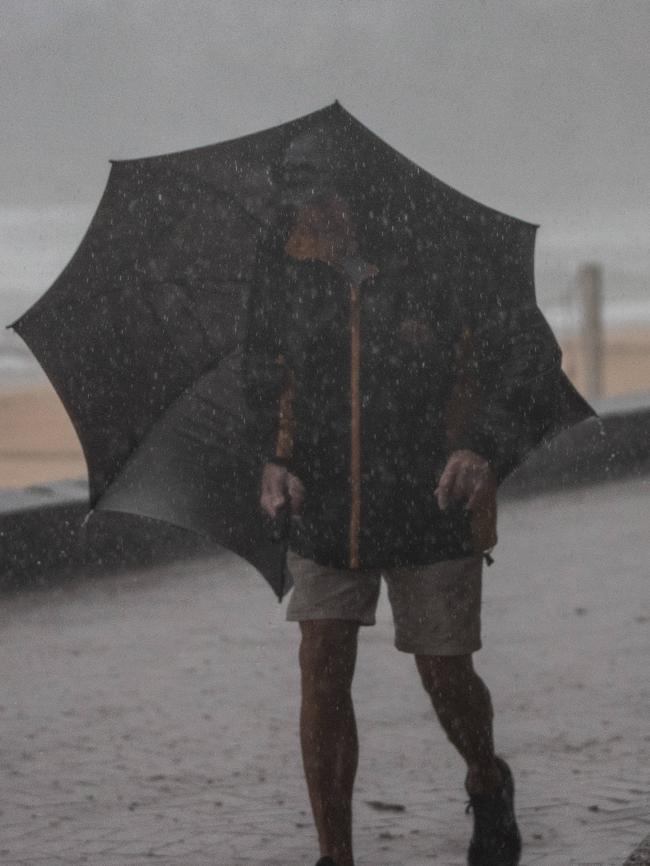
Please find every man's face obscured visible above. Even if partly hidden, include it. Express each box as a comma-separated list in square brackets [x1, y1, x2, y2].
[278, 127, 341, 208]
[290, 194, 358, 265]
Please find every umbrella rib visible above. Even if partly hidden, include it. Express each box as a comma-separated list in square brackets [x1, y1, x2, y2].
[163, 167, 267, 229]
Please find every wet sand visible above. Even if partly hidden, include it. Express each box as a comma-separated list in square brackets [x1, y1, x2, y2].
[1, 326, 649, 489]
[0, 385, 86, 487]
[559, 326, 650, 398]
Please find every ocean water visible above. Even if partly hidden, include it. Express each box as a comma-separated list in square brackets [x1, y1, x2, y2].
[2, 205, 649, 387]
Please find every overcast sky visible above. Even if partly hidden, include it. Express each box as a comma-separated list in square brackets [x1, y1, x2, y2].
[1, 0, 649, 312]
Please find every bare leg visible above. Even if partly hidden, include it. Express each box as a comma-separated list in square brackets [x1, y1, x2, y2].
[415, 654, 502, 795]
[299, 620, 360, 866]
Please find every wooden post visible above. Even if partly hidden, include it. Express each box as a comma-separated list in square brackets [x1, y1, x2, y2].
[578, 263, 603, 399]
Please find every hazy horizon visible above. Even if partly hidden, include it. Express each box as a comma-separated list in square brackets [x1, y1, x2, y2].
[2, 1, 649, 327]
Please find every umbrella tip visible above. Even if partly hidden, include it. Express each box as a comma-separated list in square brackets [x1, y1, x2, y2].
[81, 508, 95, 529]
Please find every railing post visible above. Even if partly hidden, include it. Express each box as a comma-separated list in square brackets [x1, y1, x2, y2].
[577, 263, 603, 399]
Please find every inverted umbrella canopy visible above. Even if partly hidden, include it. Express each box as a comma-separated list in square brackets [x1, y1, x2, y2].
[10, 101, 593, 598]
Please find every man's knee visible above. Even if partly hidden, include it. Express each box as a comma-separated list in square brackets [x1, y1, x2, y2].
[414, 652, 475, 698]
[299, 619, 360, 696]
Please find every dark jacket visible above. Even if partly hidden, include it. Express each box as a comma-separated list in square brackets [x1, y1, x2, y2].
[244, 219, 593, 570]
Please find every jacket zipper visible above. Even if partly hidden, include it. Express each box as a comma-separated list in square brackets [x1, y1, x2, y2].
[349, 279, 362, 568]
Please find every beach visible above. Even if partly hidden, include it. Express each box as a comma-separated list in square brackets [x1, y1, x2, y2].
[560, 325, 650, 399]
[1, 326, 649, 489]
[0, 381, 87, 488]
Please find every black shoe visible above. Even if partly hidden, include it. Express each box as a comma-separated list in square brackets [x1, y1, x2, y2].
[466, 756, 522, 866]
[315, 858, 338, 866]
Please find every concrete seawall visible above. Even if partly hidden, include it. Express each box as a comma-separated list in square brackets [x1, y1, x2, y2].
[2, 403, 649, 592]
[501, 403, 650, 497]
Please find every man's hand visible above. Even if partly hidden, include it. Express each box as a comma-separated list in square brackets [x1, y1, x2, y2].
[434, 449, 495, 511]
[260, 462, 305, 520]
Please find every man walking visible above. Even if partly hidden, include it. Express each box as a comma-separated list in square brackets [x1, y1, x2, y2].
[244, 139, 590, 864]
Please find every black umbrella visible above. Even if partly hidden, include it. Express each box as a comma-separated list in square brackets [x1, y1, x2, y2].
[9, 101, 593, 599]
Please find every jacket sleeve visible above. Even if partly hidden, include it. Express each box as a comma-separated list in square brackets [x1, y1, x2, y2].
[454, 304, 570, 482]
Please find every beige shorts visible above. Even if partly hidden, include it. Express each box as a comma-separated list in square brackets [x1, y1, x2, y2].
[285, 549, 483, 656]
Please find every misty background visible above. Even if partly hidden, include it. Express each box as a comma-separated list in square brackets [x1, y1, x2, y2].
[2, 0, 649, 379]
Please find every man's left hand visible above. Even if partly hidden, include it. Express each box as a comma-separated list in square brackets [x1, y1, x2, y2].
[434, 450, 495, 511]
